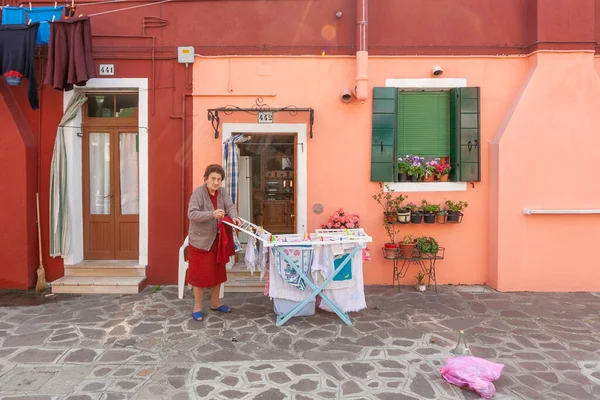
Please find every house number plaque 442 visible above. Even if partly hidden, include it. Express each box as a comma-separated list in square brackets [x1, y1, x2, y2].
[258, 111, 273, 124]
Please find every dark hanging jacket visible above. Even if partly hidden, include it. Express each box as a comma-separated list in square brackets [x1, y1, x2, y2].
[0, 23, 40, 109]
[44, 16, 96, 91]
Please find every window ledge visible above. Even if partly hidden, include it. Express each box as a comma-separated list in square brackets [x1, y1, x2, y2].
[384, 182, 467, 192]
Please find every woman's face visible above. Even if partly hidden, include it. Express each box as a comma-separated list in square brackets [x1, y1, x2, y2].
[205, 172, 223, 192]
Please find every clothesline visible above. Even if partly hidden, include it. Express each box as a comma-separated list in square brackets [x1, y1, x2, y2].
[1, 0, 174, 18]
[87, 0, 173, 17]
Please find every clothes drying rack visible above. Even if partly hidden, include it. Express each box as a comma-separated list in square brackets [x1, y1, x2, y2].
[222, 218, 372, 326]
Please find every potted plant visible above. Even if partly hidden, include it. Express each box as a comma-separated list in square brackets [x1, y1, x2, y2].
[373, 184, 399, 223]
[415, 271, 426, 291]
[423, 161, 436, 182]
[407, 155, 424, 182]
[395, 194, 410, 224]
[436, 208, 447, 224]
[321, 208, 360, 229]
[399, 234, 417, 257]
[445, 200, 468, 223]
[421, 200, 440, 224]
[416, 236, 439, 258]
[435, 162, 451, 182]
[408, 202, 423, 224]
[398, 156, 410, 182]
[382, 217, 400, 258]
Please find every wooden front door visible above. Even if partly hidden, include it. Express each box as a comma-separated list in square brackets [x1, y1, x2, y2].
[83, 127, 140, 260]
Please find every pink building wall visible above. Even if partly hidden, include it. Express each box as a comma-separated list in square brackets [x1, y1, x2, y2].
[192, 56, 532, 288]
[491, 52, 600, 291]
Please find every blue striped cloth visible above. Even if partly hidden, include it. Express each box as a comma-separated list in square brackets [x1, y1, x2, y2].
[223, 134, 250, 205]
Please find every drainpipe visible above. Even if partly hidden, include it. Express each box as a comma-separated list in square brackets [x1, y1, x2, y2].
[355, 0, 368, 102]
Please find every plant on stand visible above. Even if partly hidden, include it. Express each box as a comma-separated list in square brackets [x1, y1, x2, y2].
[415, 271, 426, 291]
[395, 193, 410, 224]
[436, 208, 448, 224]
[382, 216, 401, 258]
[399, 234, 417, 257]
[435, 162, 451, 182]
[408, 202, 423, 224]
[373, 184, 400, 223]
[421, 200, 440, 224]
[445, 200, 468, 223]
[416, 236, 440, 258]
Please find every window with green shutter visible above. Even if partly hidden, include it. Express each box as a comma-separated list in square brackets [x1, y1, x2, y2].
[397, 91, 450, 157]
[370, 86, 481, 183]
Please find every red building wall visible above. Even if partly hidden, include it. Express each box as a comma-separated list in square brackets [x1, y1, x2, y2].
[2, 0, 599, 288]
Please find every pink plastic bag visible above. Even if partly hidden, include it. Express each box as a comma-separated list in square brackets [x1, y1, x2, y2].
[440, 356, 504, 399]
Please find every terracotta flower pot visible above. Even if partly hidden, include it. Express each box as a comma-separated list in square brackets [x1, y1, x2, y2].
[423, 175, 434, 182]
[436, 214, 447, 224]
[439, 174, 449, 182]
[399, 242, 416, 257]
[384, 212, 396, 223]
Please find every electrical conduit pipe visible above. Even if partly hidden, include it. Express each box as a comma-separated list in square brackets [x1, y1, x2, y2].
[355, 0, 368, 102]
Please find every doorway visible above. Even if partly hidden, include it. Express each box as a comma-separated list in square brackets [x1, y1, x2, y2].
[239, 134, 297, 235]
[222, 123, 308, 235]
[82, 93, 140, 260]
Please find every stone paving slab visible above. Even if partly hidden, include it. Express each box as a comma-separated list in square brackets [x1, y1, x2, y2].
[0, 285, 599, 399]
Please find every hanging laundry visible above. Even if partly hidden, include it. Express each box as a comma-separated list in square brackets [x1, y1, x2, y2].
[1, 6, 27, 24]
[25, 6, 64, 45]
[44, 16, 95, 91]
[272, 246, 313, 290]
[0, 23, 40, 109]
[1, 6, 27, 86]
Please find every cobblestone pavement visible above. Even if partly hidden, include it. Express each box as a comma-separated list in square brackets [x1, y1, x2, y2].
[0, 285, 599, 400]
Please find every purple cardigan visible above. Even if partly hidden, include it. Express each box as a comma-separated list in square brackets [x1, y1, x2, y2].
[188, 185, 238, 250]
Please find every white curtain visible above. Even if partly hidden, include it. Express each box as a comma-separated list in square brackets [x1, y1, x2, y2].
[119, 133, 139, 215]
[89, 133, 111, 215]
[49, 90, 88, 257]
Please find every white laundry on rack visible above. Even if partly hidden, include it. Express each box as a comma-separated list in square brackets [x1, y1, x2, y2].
[243, 235, 268, 278]
[311, 245, 354, 290]
[318, 244, 367, 313]
[268, 249, 313, 302]
[244, 236, 258, 275]
[256, 240, 268, 279]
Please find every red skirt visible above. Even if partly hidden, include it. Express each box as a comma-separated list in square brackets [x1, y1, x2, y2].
[187, 240, 227, 288]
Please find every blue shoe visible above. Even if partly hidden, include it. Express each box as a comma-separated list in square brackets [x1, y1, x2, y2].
[211, 305, 230, 313]
[192, 311, 204, 321]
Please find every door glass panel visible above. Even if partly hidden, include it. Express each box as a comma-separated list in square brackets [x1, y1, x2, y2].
[87, 95, 115, 118]
[119, 132, 139, 215]
[89, 133, 111, 215]
[116, 93, 139, 118]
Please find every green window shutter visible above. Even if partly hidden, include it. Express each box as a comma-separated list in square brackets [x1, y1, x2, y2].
[397, 91, 450, 157]
[449, 87, 481, 182]
[371, 87, 397, 182]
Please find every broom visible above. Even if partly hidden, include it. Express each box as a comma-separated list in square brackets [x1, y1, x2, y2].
[35, 193, 47, 293]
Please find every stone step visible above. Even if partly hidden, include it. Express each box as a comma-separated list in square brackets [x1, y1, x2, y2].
[224, 263, 265, 293]
[51, 276, 146, 294]
[65, 261, 145, 277]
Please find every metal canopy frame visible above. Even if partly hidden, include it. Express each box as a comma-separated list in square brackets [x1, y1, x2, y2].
[207, 97, 315, 139]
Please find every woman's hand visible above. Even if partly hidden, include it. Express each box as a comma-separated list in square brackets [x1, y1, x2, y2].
[232, 217, 243, 226]
[213, 209, 225, 219]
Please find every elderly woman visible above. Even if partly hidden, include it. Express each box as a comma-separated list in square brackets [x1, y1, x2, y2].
[187, 164, 242, 321]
